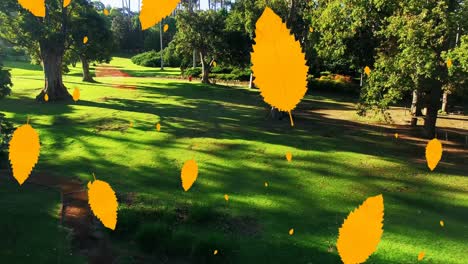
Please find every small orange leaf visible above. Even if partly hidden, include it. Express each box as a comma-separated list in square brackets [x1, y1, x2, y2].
[425, 138, 442, 171]
[9, 123, 40, 185]
[72, 87, 80, 102]
[264, 182, 268, 187]
[63, 0, 71, 7]
[418, 251, 425, 261]
[140, 0, 181, 30]
[83, 36, 89, 44]
[213, 249, 218, 255]
[163, 24, 169, 32]
[337, 194, 384, 264]
[156, 123, 161, 131]
[224, 194, 229, 201]
[364, 66, 371, 76]
[394, 133, 398, 139]
[289, 228, 294, 235]
[181, 159, 198, 191]
[88, 177, 118, 230]
[103, 9, 109, 16]
[18, 0, 45, 17]
[286, 152, 292, 162]
[446, 58, 452, 68]
[309, 27, 314, 33]
[213, 61, 217, 67]
[440, 220, 444, 227]
[44, 94, 49, 102]
[129, 121, 133, 128]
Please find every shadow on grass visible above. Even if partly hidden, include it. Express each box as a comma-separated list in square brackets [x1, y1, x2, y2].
[0, 79, 467, 263]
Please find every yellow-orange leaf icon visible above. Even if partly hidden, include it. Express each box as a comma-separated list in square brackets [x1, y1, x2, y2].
[251, 7, 308, 127]
[103, 9, 109, 16]
[83, 36, 88, 44]
[337, 194, 384, 264]
[394, 133, 398, 139]
[446, 58, 452, 68]
[425, 138, 442, 171]
[63, 0, 71, 7]
[440, 220, 444, 227]
[140, 0, 180, 30]
[286, 152, 292, 162]
[44, 94, 49, 102]
[213, 249, 218, 255]
[309, 27, 314, 33]
[364, 66, 371, 77]
[289, 228, 294, 235]
[156, 123, 161, 131]
[224, 194, 229, 201]
[88, 176, 118, 230]
[163, 24, 169, 32]
[181, 159, 198, 191]
[418, 251, 425, 261]
[9, 123, 40, 185]
[72, 87, 80, 102]
[18, 0, 45, 17]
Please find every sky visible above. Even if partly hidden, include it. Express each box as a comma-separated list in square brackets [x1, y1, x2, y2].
[100, 0, 210, 11]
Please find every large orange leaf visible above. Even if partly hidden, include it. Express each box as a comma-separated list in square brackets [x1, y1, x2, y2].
[88, 176, 118, 230]
[9, 123, 40, 185]
[17, 0, 45, 17]
[63, 0, 72, 8]
[181, 159, 198, 191]
[251, 7, 309, 126]
[425, 138, 442, 171]
[139, 0, 180, 30]
[337, 194, 384, 264]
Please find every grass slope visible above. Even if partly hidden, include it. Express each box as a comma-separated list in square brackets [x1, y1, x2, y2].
[0, 57, 467, 263]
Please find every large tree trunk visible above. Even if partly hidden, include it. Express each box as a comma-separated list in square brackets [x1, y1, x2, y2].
[424, 82, 442, 138]
[80, 55, 94, 82]
[199, 52, 211, 84]
[36, 47, 72, 102]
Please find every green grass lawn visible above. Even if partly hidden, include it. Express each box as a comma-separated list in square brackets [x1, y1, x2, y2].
[1, 57, 467, 263]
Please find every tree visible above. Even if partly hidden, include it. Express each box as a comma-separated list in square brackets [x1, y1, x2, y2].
[67, 4, 113, 82]
[0, 0, 93, 101]
[360, 0, 466, 138]
[173, 10, 227, 83]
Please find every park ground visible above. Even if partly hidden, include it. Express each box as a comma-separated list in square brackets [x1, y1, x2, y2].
[0, 57, 467, 263]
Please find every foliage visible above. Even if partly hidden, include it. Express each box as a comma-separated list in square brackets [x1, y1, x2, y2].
[308, 77, 360, 95]
[182, 67, 202, 78]
[0, 63, 12, 98]
[0, 112, 14, 167]
[131, 50, 161, 67]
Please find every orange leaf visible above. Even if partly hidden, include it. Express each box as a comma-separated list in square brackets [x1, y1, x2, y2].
[83, 36, 89, 44]
[73, 87, 80, 102]
[44, 94, 49, 102]
[425, 138, 442, 171]
[63, 0, 71, 8]
[418, 251, 425, 261]
[88, 177, 118, 230]
[140, 0, 181, 30]
[337, 194, 384, 264]
[163, 24, 169, 32]
[103, 9, 109, 16]
[224, 194, 229, 201]
[17, 0, 45, 17]
[364, 66, 371, 76]
[289, 228, 294, 235]
[446, 58, 452, 69]
[9, 123, 40, 185]
[251, 7, 308, 127]
[156, 123, 161, 131]
[181, 159, 198, 191]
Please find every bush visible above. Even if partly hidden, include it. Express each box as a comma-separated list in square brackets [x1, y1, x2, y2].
[308, 77, 360, 95]
[131, 51, 161, 67]
[0, 113, 14, 168]
[0, 64, 12, 98]
[183, 67, 202, 78]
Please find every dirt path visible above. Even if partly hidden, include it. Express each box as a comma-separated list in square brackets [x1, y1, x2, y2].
[1, 171, 114, 263]
[95, 65, 136, 90]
